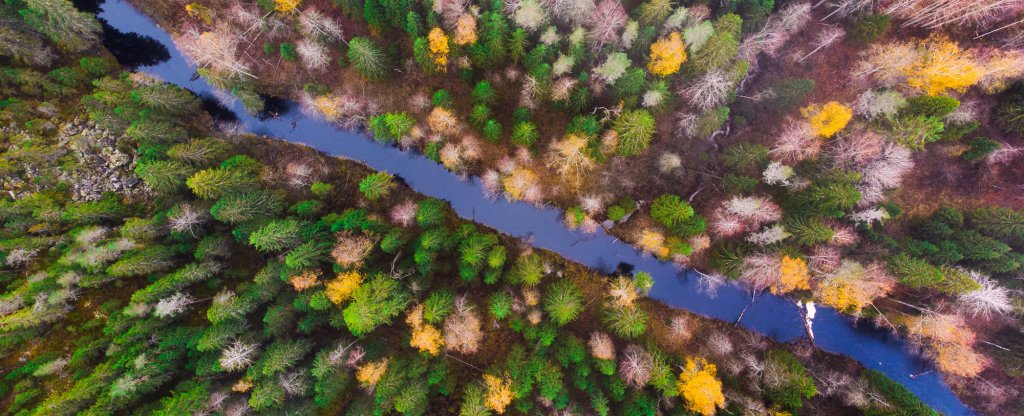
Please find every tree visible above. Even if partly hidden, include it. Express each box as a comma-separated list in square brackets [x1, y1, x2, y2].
[249, 219, 302, 251]
[453, 13, 478, 45]
[650, 194, 694, 228]
[343, 274, 411, 336]
[764, 349, 817, 411]
[444, 297, 483, 354]
[186, 168, 255, 199]
[594, 52, 631, 84]
[210, 190, 287, 224]
[347, 37, 387, 80]
[613, 110, 656, 156]
[417, 198, 447, 227]
[167, 138, 231, 166]
[359, 172, 396, 201]
[406, 304, 445, 355]
[888, 254, 944, 288]
[472, 81, 496, 105]
[603, 305, 647, 338]
[676, 357, 725, 416]
[136, 160, 193, 194]
[773, 256, 810, 294]
[648, 32, 686, 77]
[814, 261, 895, 312]
[482, 374, 513, 413]
[543, 279, 583, 325]
[803, 102, 853, 138]
[20, 0, 101, 52]
[970, 207, 1024, 241]
[326, 271, 363, 304]
[905, 36, 980, 96]
[426, 27, 449, 72]
[619, 344, 654, 387]
[587, 0, 627, 50]
[368, 113, 415, 143]
[510, 122, 538, 148]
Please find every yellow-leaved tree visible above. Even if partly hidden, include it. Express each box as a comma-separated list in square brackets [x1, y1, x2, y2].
[356, 358, 389, 390]
[406, 304, 445, 355]
[483, 373, 514, 413]
[502, 168, 538, 201]
[677, 357, 725, 416]
[326, 271, 363, 304]
[637, 228, 670, 258]
[773, 255, 810, 294]
[802, 101, 852, 138]
[275, 0, 302, 14]
[453, 14, 478, 45]
[428, 28, 449, 70]
[905, 35, 981, 96]
[648, 32, 686, 77]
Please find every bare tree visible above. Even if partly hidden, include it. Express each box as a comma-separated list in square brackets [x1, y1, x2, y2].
[297, 39, 330, 70]
[886, 0, 1023, 29]
[444, 296, 483, 355]
[299, 9, 342, 41]
[220, 340, 259, 372]
[681, 69, 734, 111]
[154, 292, 195, 318]
[958, 273, 1014, 318]
[770, 121, 820, 163]
[177, 29, 255, 79]
[587, 0, 628, 51]
[619, 344, 654, 387]
[589, 331, 616, 360]
[798, 26, 846, 62]
[740, 254, 782, 293]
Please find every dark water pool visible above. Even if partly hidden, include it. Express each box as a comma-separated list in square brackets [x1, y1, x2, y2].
[96, 1, 973, 413]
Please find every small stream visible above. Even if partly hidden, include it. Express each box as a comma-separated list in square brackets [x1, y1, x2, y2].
[96, 1, 972, 414]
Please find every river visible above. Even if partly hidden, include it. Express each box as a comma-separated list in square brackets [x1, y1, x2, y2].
[96, 1, 973, 413]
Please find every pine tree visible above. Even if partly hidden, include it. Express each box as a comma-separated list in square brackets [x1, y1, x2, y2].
[510, 121, 539, 148]
[20, 0, 101, 52]
[347, 37, 387, 80]
[613, 110, 655, 156]
[970, 207, 1024, 242]
[543, 279, 583, 325]
[359, 172, 396, 201]
[210, 190, 287, 224]
[368, 112, 415, 143]
[248, 219, 303, 252]
[186, 168, 256, 199]
[167, 138, 231, 167]
[135, 160, 193, 194]
[650, 194, 694, 228]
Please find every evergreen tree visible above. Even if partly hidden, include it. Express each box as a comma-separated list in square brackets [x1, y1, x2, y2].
[347, 37, 387, 80]
[359, 172, 397, 201]
[613, 110, 655, 156]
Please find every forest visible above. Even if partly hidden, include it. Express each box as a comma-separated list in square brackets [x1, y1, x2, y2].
[2, 0, 1024, 414]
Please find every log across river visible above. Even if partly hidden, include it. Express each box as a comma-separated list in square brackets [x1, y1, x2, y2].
[97, 1, 974, 414]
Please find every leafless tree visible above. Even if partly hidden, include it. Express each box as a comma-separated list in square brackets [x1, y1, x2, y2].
[799, 26, 846, 62]
[279, 371, 309, 396]
[299, 9, 342, 41]
[589, 331, 616, 360]
[550, 0, 596, 25]
[770, 121, 820, 163]
[444, 296, 483, 355]
[681, 69, 734, 111]
[741, 254, 782, 293]
[219, 340, 259, 372]
[886, 0, 1024, 29]
[154, 292, 195, 318]
[740, 2, 812, 62]
[587, 0, 628, 51]
[619, 344, 654, 387]
[819, 0, 875, 20]
[177, 29, 254, 79]
[705, 331, 735, 357]
[297, 39, 330, 70]
[958, 273, 1014, 318]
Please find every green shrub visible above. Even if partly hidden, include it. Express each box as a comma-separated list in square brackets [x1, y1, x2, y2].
[279, 43, 297, 61]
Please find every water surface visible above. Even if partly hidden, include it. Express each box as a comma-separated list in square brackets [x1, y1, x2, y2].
[97, 2, 972, 413]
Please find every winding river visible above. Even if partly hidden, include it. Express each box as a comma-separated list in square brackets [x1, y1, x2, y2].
[96, 1, 972, 413]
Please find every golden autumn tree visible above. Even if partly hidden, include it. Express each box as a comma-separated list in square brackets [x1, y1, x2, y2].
[275, 0, 302, 14]
[453, 14, 478, 45]
[648, 32, 686, 77]
[813, 261, 895, 312]
[428, 106, 459, 135]
[637, 228, 670, 258]
[356, 358, 389, 390]
[904, 35, 981, 96]
[483, 373, 514, 413]
[802, 101, 853, 138]
[406, 304, 445, 355]
[326, 270, 363, 304]
[773, 255, 810, 294]
[502, 167, 538, 201]
[677, 357, 725, 416]
[428, 27, 449, 70]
